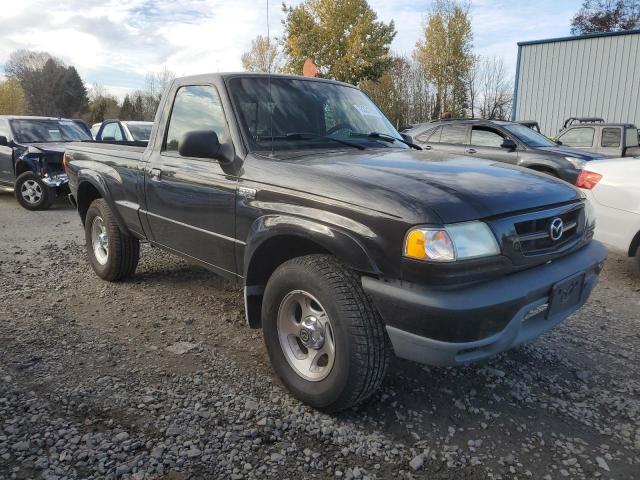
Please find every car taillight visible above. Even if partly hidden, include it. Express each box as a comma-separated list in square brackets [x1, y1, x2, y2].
[576, 170, 602, 189]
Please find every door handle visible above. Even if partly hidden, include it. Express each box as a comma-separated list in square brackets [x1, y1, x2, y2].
[465, 148, 477, 154]
[149, 168, 162, 181]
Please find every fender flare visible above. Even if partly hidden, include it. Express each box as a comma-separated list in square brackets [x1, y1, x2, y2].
[243, 214, 379, 280]
[75, 173, 130, 234]
[14, 156, 40, 177]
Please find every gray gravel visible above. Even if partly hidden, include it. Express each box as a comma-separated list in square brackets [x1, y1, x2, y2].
[0, 189, 639, 479]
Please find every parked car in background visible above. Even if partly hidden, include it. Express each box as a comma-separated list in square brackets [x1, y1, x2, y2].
[65, 72, 606, 412]
[404, 119, 606, 183]
[555, 121, 640, 157]
[576, 158, 640, 274]
[95, 120, 153, 143]
[0, 115, 92, 210]
[516, 120, 542, 133]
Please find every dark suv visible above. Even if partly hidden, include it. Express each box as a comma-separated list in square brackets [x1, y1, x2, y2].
[405, 119, 605, 183]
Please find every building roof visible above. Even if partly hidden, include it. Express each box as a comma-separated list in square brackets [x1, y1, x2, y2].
[518, 28, 640, 47]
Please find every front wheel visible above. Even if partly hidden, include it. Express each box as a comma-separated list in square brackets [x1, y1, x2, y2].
[14, 172, 55, 210]
[262, 255, 390, 412]
[84, 198, 140, 281]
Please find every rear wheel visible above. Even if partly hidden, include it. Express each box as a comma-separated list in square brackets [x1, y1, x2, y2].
[14, 172, 55, 211]
[84, 198, 139, 281]
[262, 254, 390, 412]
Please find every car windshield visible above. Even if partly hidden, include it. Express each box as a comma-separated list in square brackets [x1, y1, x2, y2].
[10, 119, 92, 143]
[127, 123, 152, 141]
[503, 123, 556, 147]
[228, 77, 404, 151]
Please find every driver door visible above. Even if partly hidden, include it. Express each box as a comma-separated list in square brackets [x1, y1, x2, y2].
[466, 125, 518, 165]
[0, 119, 14, 184]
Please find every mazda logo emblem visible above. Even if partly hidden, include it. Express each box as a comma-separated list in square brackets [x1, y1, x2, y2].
[549, 217, 564, 241]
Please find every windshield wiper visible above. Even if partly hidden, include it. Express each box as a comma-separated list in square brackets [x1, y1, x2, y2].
[351, 131, 422, 150]
[282, 132, 365, 150]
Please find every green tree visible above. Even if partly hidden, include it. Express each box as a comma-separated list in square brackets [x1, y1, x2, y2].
[571, 0, 640, 34]
[414, 0, 474, 118]
[120, 94, 135, 120]
[0, 78, 26, 115]
[282, 0, 396, 84]
[4, 49, 88, 116]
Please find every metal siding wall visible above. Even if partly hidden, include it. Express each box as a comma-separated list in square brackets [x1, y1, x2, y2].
[514, 32, 640, 137]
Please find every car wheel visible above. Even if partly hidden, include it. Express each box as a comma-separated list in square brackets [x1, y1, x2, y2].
[14, 172, 55, 211]
[262, 254, 390, 412]
[84, 198, 140, 281]
[634, 244, 640, 276]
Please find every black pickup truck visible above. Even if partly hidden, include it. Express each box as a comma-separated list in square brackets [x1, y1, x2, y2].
[65, 73, 607, 412]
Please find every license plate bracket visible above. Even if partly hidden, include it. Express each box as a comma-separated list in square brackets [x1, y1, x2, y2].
[546, 273, 585, 319]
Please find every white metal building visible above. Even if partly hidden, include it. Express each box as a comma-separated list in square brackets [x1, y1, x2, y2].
[512, 29, 640, 137]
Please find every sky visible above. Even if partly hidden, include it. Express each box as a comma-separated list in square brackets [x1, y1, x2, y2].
[0, 0, 583, 99]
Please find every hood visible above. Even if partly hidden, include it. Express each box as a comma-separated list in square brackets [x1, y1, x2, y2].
[536, 145, 605, 160]
[265, 149, 583, 224]
[22, 142, 68, 154]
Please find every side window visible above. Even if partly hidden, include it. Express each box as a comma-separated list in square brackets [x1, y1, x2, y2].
[558, 127, 594, 147]
[601, 128, 621, 148]
[440, 124, 468, 144]
[101, 123, 122, 141]
[471, 126, 505, 147]
[416, 126, 441, 143]
[164, 85, 226, 153]
[0, 120, 9, 139]
[625, 127, 639, 147]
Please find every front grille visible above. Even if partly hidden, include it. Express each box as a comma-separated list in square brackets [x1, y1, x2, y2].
[514, 207, 582, 255]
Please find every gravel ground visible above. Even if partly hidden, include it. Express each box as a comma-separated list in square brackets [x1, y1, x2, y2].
[0, 188, 639, 480]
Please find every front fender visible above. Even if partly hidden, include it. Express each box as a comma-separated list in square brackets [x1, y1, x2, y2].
[244, 214, 379, 277]
[14, 155, 39, 177]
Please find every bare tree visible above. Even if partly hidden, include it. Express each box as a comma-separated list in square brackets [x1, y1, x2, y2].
[475, 56, 513, 120]
[241, 35, 282, 73]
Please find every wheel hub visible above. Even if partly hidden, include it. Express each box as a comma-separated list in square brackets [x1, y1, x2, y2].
[299, 316, 325, 350]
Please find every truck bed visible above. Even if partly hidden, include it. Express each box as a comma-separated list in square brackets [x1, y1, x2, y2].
[67, 140, 147, 161]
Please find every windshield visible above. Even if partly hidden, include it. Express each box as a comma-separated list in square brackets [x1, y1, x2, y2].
[127, 123, 152, 141]
[503, 123, 556, 147]
[228, 77, 403, 151]
[10, 119, 92, 143]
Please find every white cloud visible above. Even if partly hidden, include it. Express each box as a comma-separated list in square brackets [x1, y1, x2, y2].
[0, 0, 582, 96]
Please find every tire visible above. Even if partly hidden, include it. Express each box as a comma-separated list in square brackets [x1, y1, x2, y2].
[14, 171, 56, 210]
[84, 198, 140, 281]
[634, 245, 640, 276]
[262, 254, 390, 412]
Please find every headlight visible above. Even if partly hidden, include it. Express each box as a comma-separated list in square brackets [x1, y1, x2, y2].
[565, 157, 587, 169]
[404, 221, 500, 262]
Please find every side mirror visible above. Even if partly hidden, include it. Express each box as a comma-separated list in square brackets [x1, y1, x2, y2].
[179, 130, 231, 163]
[0, 136, 8, 147]
[501, 138, 517, 150]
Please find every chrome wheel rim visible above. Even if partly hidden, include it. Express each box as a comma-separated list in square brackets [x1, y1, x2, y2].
[277, 290, 335, 382]
[91, 216, 109, 265]
[20, 179, 43, 204]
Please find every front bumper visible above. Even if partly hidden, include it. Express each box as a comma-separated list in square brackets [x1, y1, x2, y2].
[362, 241, 607, 366]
